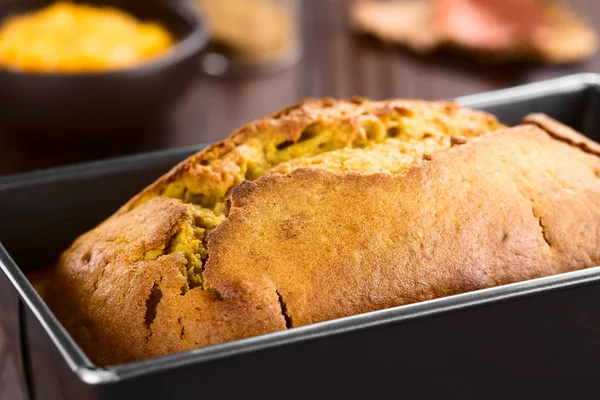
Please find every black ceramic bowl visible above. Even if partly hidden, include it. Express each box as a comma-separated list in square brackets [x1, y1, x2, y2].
[0, 0, 208, 139]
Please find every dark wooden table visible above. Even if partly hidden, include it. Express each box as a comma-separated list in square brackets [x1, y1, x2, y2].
[0, 328, 25, 400]
[1, 0, 599, 397]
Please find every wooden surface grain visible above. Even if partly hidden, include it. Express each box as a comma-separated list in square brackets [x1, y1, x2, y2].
[0, 327, 25, 400]
[0, 0, 600, 397]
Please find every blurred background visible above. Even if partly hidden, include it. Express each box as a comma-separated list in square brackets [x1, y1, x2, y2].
[0, 0, 597, 176]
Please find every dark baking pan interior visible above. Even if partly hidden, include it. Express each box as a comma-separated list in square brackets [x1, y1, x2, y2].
[1, 73, 600, 399]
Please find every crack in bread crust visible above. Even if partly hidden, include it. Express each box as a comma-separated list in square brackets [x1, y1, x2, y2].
[276, 290, 293, 329]
[522, 192, 552, 248]
[144, 280, 162, 343]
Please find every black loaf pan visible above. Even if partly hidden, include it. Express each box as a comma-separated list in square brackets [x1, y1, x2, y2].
[1, 74, 600, 399]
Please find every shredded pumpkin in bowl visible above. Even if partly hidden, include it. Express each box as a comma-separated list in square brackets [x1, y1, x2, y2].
[0, 1, 175, 73]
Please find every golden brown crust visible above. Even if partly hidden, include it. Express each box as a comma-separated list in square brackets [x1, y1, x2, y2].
[205, 125, 600, 326]
[48, 196, 285, 365]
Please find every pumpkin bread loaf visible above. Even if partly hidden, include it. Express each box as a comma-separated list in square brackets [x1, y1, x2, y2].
[46, 99, 600, 366]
